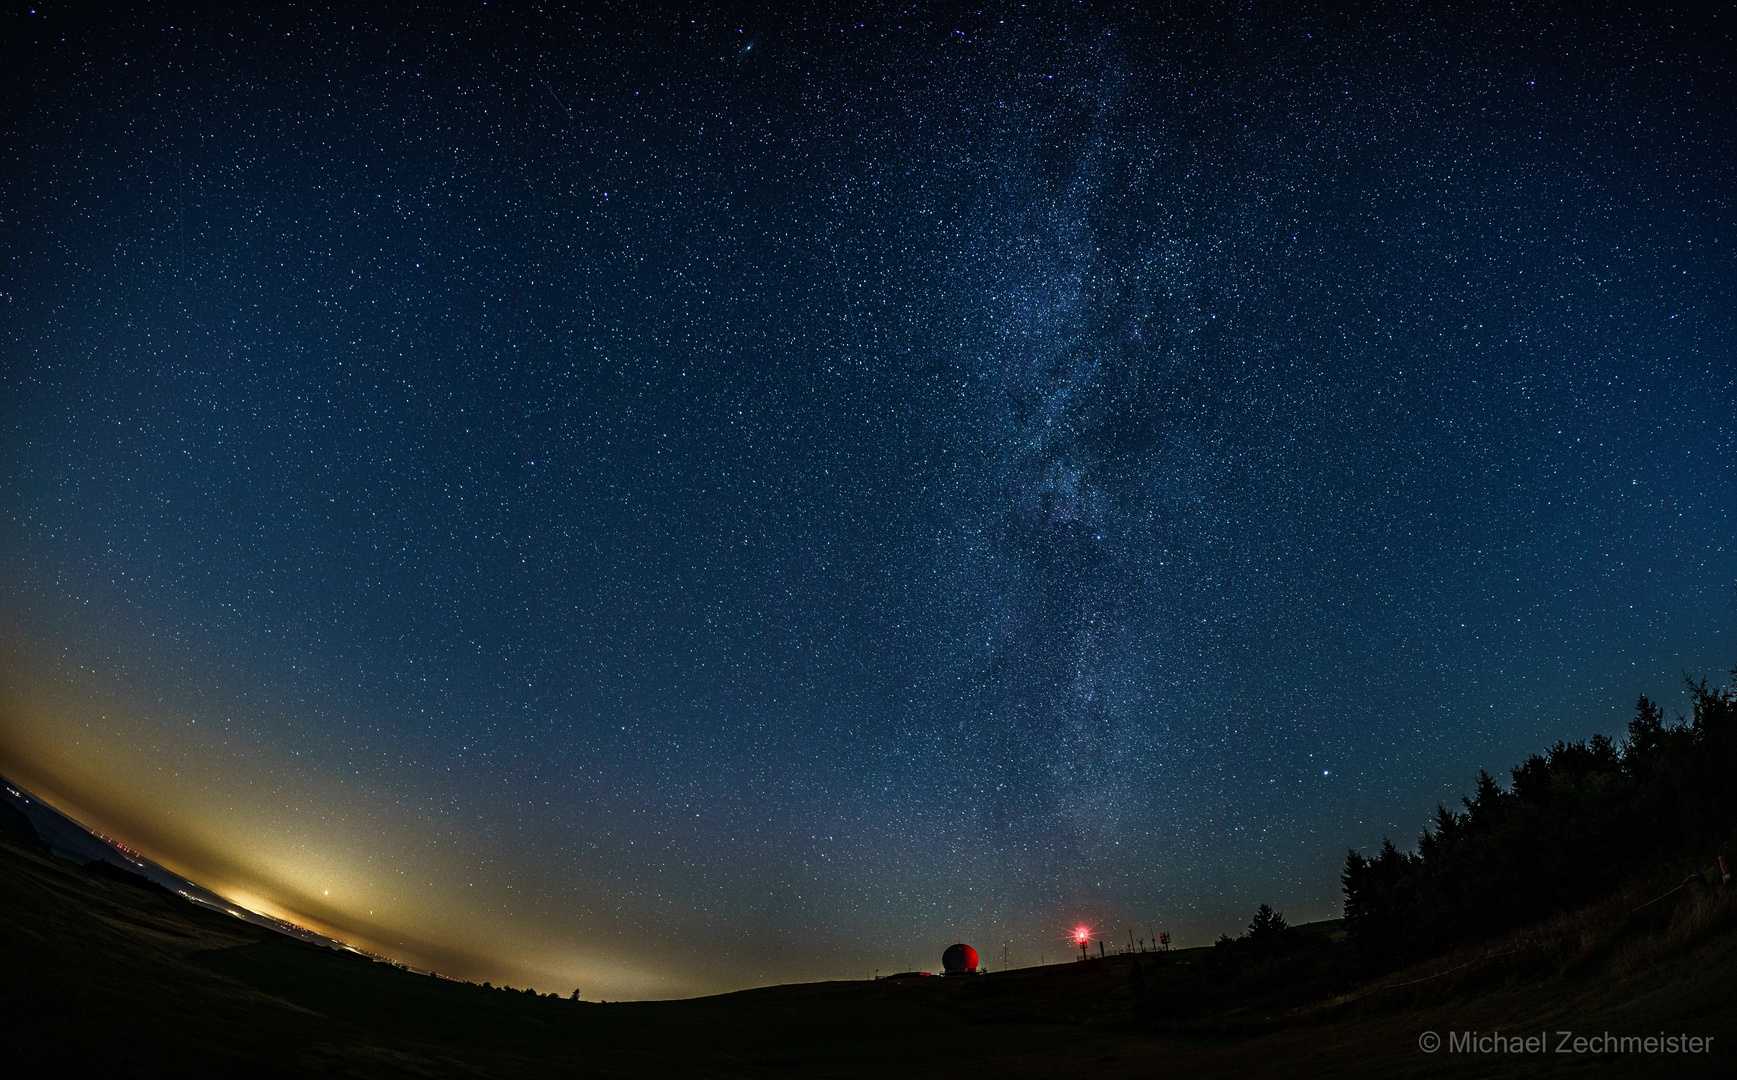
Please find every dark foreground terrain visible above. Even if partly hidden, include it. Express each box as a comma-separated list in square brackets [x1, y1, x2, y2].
[2, 829, 1733, 1078]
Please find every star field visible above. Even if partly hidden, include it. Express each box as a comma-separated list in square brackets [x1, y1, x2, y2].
[1, 4, 1734, 997]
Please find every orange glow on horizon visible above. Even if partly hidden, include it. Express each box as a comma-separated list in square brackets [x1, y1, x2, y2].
[0, 643, 704, 999]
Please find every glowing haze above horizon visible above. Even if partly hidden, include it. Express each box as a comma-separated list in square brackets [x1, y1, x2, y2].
[2, 4, 1734, 999]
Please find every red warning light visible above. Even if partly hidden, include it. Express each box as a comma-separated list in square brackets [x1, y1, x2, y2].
[1073, 925, 1093, 960]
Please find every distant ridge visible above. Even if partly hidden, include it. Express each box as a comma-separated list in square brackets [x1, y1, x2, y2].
[83, 855, 178, 896]
[0, 773, 344, 949]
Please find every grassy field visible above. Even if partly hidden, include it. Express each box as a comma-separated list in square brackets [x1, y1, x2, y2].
[2, 829, 1732, 1077]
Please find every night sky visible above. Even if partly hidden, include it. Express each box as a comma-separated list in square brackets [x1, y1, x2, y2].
[2, 4, 1734, 999]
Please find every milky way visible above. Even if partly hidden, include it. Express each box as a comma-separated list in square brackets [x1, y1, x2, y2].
[2, 5, 1733, 997]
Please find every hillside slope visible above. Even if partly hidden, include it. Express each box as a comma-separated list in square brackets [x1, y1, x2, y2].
[1, 828, 1732, 1077]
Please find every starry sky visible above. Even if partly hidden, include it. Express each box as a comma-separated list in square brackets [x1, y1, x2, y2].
[2, 3, 1734, 999]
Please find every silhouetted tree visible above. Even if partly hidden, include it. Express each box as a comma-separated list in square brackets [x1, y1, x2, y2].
[1244, 904, 1296, 960]
[1213, 903, 1298, 963]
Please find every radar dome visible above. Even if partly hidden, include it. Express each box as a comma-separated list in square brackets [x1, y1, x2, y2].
[941, 943, 979, 975]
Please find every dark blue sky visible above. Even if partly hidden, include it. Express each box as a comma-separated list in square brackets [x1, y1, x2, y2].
[2, 3, 1733, 996]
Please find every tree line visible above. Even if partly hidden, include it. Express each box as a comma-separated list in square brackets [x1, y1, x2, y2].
[1342, 666, 1737, 973]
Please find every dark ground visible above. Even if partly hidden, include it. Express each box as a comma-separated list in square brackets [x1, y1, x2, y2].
[1, 829, 1733, 1077]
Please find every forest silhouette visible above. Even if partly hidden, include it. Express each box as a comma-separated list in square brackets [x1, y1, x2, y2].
[1342, 666, 1737, 973]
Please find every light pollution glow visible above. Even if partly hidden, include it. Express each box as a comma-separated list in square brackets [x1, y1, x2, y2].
[0, 632, 710, 998]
